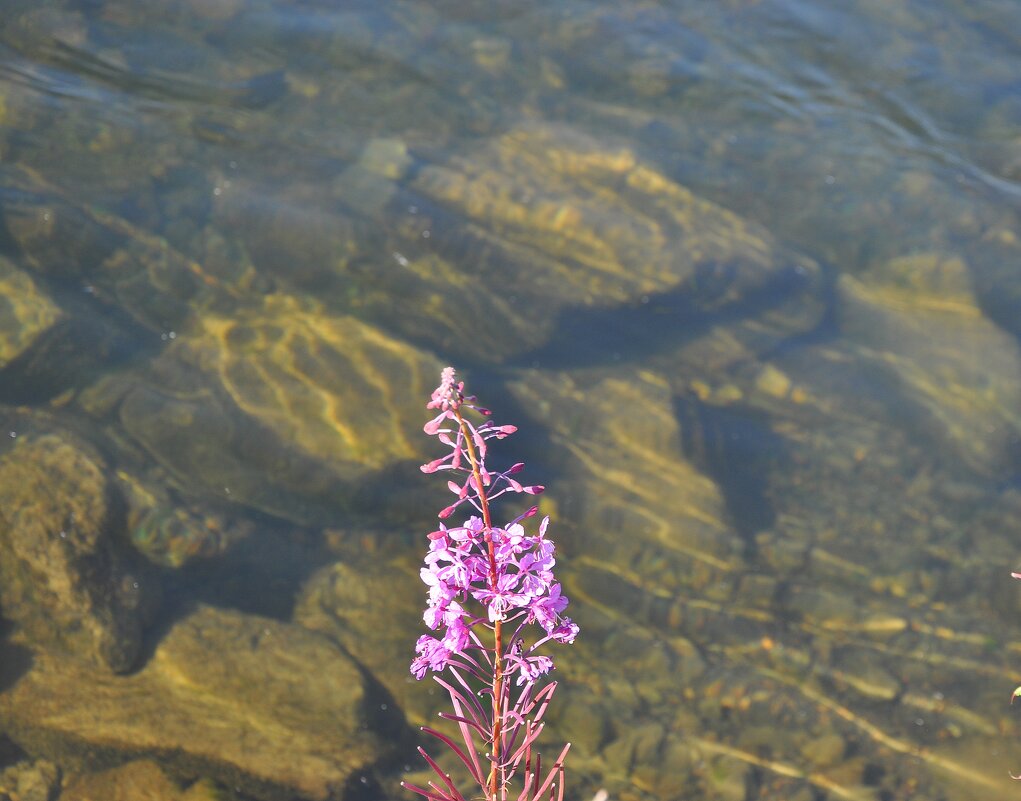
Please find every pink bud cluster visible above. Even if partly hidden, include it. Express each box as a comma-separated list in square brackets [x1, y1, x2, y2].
[420, 371, 544, 521]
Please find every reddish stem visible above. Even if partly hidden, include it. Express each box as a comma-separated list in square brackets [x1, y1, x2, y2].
[453, 405, 504, 801]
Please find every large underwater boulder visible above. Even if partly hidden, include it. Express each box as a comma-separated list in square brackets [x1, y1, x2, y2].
[0, 605, 407, 801]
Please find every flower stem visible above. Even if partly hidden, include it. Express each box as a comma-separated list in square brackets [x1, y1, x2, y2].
[453, 406, 504, 801]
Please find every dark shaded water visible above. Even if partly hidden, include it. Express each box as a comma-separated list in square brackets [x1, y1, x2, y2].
[1, 1, 1020, 800]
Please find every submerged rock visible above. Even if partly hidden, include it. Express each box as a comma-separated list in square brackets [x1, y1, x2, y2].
[77, 292, 443, 530]
[0, 257, 61, 371]
[61, 760, 216, 801]
[167, 293, 440, 476]
[295, 557, 432, 722]
[0, 165, 242, 334]
[225, 122, 820, 364]
[0, 759, 59, 801]
[0, 605, 406, 801]
[839, 251, 1021, 474]
[0, 423, 147, 673]
[397, 124, 819, 362]
[115, 468, 253, 569]
[494, 350, 1021, 801]
[508, 368, 742, 576]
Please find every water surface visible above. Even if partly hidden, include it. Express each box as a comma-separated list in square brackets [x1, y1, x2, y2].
[1, 2, 1020, 800]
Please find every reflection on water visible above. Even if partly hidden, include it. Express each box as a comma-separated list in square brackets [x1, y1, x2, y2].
[1, 0, 1020, 799]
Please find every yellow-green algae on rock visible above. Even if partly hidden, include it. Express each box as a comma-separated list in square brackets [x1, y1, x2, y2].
[0, 256, 61, 369]
[508, 368, 741, 574]
[74, 290, 444, 532]
[839, 251, 1021, 475]
[326, 122, 820, 361]
[0, 422, 147, 673]
[0, 606, 404, 801]
[166, 293, 440, 473]
[61, 760, 220, 801]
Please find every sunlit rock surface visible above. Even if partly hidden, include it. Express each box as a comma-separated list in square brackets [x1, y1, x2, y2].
[69, 288, 443, 535]
[838, 251, 1021, 474]
[0, 423, 147, 673]
[0, 606, 405, 801]
[0, 257, 60, 370]
[168, 293, 440, 474]
[480, 361, 1021, 801]
[296, 556, 434, 722]
[508, 369, 742, 573]
[61, 760, 219, 801]
[221, 123, 821, 363]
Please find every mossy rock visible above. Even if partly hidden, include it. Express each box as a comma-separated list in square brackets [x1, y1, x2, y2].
[0, 257, 61, 371]
[0, 420, 149, 673]
[839, 251, 1021, 474]
[0, 165, 244, 334]
[76, 291, 443, 531]
[0, 606, 407, 801]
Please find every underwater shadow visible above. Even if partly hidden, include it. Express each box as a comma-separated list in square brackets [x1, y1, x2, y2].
[126, 453, 453, 673]
[509, 260, 817, 370]
[0, 205, 162, 406]
[672, 392, 787, 558]
[0, 631, 34, 696]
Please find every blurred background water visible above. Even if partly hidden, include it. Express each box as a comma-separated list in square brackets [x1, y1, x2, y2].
[0, 1, 1020, 800]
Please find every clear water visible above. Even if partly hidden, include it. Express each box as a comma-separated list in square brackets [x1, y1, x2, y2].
[1, 1, 1020, 800]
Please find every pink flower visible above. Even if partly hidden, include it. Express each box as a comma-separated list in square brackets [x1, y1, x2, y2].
[407, 368, 577, 801]
[529, 583, 569, 633]
[412, 369, 578, 680]
[411, 636, 451, 679]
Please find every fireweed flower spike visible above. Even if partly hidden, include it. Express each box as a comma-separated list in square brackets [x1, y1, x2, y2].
[403, 368, 578, 801]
